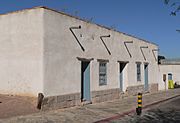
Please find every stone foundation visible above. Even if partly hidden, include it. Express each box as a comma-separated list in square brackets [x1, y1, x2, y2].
[126, 85, 144, 96]
[41, 93, 81, 110]
[91, 88, 121, 103]
[41, 88, 121, 110]
[126, 83, 158, 96]
[41, 84, 158, 110]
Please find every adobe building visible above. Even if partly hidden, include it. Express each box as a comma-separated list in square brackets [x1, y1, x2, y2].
[159, 59, 180, 90]
[0, 7, 159, 109]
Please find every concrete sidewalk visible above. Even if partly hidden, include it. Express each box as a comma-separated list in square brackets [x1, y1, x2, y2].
[1, 88, 180, 123]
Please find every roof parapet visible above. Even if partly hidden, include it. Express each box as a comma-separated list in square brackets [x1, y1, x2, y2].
[160, 59, 180, 65]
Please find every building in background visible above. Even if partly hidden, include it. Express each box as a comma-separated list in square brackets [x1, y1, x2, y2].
[159, 59, 180, 90]
[0, 7, 163, 110]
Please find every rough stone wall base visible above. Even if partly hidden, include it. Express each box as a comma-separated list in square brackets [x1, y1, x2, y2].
[41, 84, 158, 110]
[126, 83, 158, 96]
[41, 93, 81, 111]
[126, 85, 144, 96]
[91, 88, 121, 103]
[41, 88, 121, 110]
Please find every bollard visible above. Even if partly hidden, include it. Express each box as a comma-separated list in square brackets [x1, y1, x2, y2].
[136, 93, 142, 115]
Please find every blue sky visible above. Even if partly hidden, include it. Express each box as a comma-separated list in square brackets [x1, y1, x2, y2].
[0, 0, 179, 58]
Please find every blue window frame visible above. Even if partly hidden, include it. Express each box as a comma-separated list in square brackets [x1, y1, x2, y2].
[136, 63, 141, 81]
[99, 62, 107, 85]
[168, 73, 172, 80]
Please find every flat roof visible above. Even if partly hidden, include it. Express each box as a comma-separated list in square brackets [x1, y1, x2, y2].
[160, 59, 180, 65]
[0, 6, 158, 46]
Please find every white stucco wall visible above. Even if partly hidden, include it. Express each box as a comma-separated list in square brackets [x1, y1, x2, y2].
[0, 8, 44, 96]
[0, 7, 159, 97]
[42, 8, 159, 97]
[159, 65, 180, 90]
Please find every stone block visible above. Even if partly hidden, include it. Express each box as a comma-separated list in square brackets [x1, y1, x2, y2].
[126, 85, 145, 96]
[57, 95, 63, 103]
[41, 93, 81, 110]
[42, 97, 48, 105]
[69, 94, 75, 100]
[75, 100, 81, 105]
[75, 93, 80, 100]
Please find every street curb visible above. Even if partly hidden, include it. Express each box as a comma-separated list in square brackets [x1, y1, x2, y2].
[94, 94, 180, 123]
[143, 95, 180, 109]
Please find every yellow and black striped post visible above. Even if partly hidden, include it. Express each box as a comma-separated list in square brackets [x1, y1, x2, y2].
[136, 93, 142, 115]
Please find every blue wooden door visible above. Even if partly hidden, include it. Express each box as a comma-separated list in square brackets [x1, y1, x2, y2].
[120, 70, 123, 92]
[82, 62, 91, 101]
[144, 64, 148, 91]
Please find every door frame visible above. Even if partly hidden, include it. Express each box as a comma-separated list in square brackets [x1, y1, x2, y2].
[77, 57, 93, 102]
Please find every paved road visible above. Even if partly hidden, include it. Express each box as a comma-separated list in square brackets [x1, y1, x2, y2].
[112, 96, 180, 123]
[1, 89, 180, 123]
